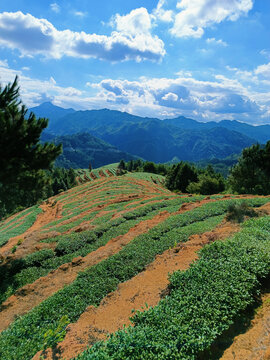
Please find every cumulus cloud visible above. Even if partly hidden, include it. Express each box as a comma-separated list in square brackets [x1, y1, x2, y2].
[0, 60, 85, 109]
[153, 0, 174, 23]
[90, 70, 267, 122]
[154, 0, 253, 38]
[113, 8, 152, 36]
[0, 11, 165, 62]
[1, 59, 269, 124]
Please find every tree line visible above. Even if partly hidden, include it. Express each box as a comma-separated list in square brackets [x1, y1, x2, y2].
[1, 77, 270, 218]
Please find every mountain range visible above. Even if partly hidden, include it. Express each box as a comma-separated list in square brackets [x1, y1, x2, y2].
[30, 102, 270, 167]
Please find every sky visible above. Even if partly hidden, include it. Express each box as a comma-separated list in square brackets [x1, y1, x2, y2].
[0, 0, 270, 124]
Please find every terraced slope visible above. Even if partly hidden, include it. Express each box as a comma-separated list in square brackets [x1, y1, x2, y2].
[0, 173, 269, 360]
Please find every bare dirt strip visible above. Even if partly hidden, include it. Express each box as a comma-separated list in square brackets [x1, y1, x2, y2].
[34, 219, 240, 360]
[0, 198, 214, 334]
[0, 210, 172, 333]
[0, 199, 62, 259]
[220, 292, 270, 360]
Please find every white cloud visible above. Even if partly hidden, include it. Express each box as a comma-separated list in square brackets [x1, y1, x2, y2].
[155, 0, 253, 38]
[206, 38, 228, 46]
[50, 3, 60, 13]
[0, 11, 165, 62]
[91, 72, 266, 122]
[260, 49, 270, 60]
[1, 59, 269, 124]
[162, 92, 178, 101]
[153, 0, 174, 22]
[255, 62, 270, 79]
[73, 11, 87, 18]
[114, 8, 152, 36]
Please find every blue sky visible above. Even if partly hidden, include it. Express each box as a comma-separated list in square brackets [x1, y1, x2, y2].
[0, 0, 270, 124]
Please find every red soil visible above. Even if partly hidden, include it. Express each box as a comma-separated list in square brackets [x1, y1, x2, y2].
[98, 170, 106, 178]
[0, 210, 171, 333]
[89, 172, 97, 180]
[105, 169, 114, 177]
[0, 199, 62, 259]
[220, 293, 270, 360]
[35, 219, 240, 360]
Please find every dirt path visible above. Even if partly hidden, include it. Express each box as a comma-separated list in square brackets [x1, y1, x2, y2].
[220, 293, 270, 360]
[0, 210, 173, 333]
[0, 197, 231, 333]
[34, 220, 240, 360]
[0, 199, 62, 259]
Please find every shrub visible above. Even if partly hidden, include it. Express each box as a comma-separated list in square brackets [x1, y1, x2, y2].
[226, 202, 258, 223]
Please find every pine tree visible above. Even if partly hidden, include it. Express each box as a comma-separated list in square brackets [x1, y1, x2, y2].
[0, 76, 62, 215]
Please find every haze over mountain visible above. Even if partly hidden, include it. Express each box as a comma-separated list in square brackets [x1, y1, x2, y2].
[32, 102, 261, 164]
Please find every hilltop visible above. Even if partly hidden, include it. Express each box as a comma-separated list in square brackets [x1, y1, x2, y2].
[0, 170, 269, 359]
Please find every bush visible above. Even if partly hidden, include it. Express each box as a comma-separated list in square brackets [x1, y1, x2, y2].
[187, 174, 225, 195]
[226, 202, 258, 223]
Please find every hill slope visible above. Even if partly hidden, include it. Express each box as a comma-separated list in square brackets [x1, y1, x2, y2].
[31, 104, 259, 162]
[41, 132, 138, 168]
[29, 102, 76, 128]
[0, 174, 269, 360]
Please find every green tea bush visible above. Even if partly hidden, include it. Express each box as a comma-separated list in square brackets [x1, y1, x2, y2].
[75, 215, 270, 360]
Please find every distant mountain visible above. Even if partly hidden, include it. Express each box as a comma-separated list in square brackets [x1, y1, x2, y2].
[164, 117, 270, 143]
[96, 121, 254, 162]
[29, 102, 76, 130]
[41, 132, 138, 169]
[33, 103, 266, 163]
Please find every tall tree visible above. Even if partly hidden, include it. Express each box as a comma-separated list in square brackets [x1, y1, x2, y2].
[229, 142, 270, 194]
[0, 76, 62, 215]
[166, 162, 198, 192]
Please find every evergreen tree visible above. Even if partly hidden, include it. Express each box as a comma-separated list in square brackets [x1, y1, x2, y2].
[0, 76, 62, 215]
[165, 162, 198, 192]
[229, 143, 270, 194]
[118, 159, 126, 170]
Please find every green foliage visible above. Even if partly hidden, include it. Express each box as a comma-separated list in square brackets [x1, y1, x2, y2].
[118, 159, 126, 170]
[0, 198, 268, 359]
[42, 315, 70, 350]
[0, 196, 200, 304]
[229, 142, 270, 195]
[166, 162, 226, 194]
[187, 173, 225, 195]
[50, 133, 136, 169]
[0, 77, 62, 216]
[0, 205, 42, 247]
[226, 202, 258, 223]
[49, 167, 76, 196]
[125, 159, 169, 176]
[0, 199, 233, 359]
[165, 161, 198, 192]
[76, 215, 270, 360]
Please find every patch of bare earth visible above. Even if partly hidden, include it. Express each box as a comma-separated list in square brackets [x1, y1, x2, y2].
[0, 210, 172, 333]
[34, 219, 240, 360]
[0, 199, 62, 259]
[220, 293, 270, 360]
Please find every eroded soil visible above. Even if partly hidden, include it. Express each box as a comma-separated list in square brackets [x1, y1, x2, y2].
[220, 293, 270, 360]
[34, 219, 240, 360]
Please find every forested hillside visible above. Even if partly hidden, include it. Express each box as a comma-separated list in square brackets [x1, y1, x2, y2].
[41, 132, 138, 169]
